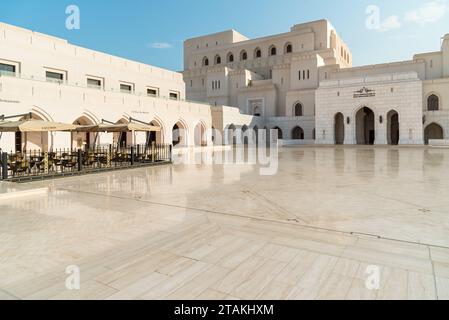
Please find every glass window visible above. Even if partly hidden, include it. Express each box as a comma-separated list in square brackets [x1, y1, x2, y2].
[0, 63, 16, 75]
[46, 71, 64, 83]
[147, 88, 158, 97]
[120, 83, 133, 93]
[169, 92, 179, 100]
[87, 78, 102, 89]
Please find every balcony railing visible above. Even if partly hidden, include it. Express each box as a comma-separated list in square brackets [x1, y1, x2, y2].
[0, 143, 172, 182]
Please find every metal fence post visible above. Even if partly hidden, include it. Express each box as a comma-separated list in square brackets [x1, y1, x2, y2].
[107, 145, 111, 168]
[152, 142, 156, 162]
[130, 146, 134, 166]
[77, 149, 83, 172]
[44, 152, 49, 174]
[1, 152, 8, 180]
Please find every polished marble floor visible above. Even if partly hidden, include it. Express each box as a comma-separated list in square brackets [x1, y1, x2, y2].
[1, 146, 449, 300]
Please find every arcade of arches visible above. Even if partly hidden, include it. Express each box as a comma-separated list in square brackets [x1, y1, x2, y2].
[333, 108, 403, 146]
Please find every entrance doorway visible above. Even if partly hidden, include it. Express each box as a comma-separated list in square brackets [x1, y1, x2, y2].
[356, 107, 375, 145]
[424, 123, 444, 145]
[334, 112, 345, 145]
[387, 110, 399, 145]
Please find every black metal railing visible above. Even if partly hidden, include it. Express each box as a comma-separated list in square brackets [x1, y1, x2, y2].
[0, 143, 172, 182]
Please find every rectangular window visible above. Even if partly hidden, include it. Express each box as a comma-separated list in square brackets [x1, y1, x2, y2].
[299, 71, 301, 80]
[169, 91, 179, 100]
[120, 83, 133, 93]
[87, 78, 102, 89]
[0, 63, 16, 75]
[147, 87, 159, 97]
[303, 70, 306, 80]
[307, 70, 310, 79]
[46, 71, 64, 83]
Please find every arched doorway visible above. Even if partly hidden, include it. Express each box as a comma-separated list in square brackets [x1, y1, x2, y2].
[147, 120, 164, 145]
[114, 118, 131, 147]
[334, 112, 345, 145]
[387, 110, 399, 145]
[292, 126, 304, 140]
[194, 122, 206, 146]
[225, 124, 236, 145]
[72, 116, 95, 150]
[272, 127, 283, 140]
[173, 121, 187, 147]
[356, 107, 375, 145]
[424, 123, 444, 145]
[253, 126, 259, 145]
[17, 113, 49, 152]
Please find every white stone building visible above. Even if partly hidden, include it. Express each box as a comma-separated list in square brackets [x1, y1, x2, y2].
[1, 19, 448, 151]
[0, 22, 227, 152]
[183, 20, 449, 145]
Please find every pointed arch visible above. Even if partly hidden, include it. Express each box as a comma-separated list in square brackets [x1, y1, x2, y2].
[334, 112, 345, 145]
[427, 93, 440, 111]
[226, 52, 234, 63]
[424, 123, 444, 145]
[254, 47, 262, 59]
[194, 121, 207, 146]
[272, 126, 283, 139]
[293, 102, 303, 117]
[292, 126, 304, 140]
[240, 50, 248, 61]
[172, 119, 189, 147]
[387, 110, 399, 145]
[148, 117, 165, 144]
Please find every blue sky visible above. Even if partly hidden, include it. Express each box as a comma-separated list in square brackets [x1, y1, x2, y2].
[1, 0, 448, 71]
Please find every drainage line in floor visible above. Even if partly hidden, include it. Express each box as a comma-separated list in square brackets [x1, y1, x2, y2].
[57, 187, 449, 251]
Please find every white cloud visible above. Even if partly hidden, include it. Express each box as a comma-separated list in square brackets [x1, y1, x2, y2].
[379, 15, 402, 32]
[404, 0, 449, 25]
[149, 42, 173, 49]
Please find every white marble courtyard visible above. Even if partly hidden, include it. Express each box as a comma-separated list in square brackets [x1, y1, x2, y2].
[1, 146, 449, 300]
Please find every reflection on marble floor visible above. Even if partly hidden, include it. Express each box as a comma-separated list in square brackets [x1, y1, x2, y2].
[1, 146, 449, 300]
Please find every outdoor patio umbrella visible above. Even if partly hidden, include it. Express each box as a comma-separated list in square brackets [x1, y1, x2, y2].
[0, 119, 77, 132]
[70, 122, 161, 149]
[71, 123, 161, 133]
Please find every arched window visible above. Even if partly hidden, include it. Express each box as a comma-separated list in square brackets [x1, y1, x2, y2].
[254, 48, 262, 58]
[269, 45, 277, 56]
[428, 94, 440, 111]
[227, 53, 234, 63]
[240, 50, 248, 61]
[285, 43, 292, 54]
[214, 55, 221, 65]
[202, 57, 209, 67]
[294, 103, 303, 117]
